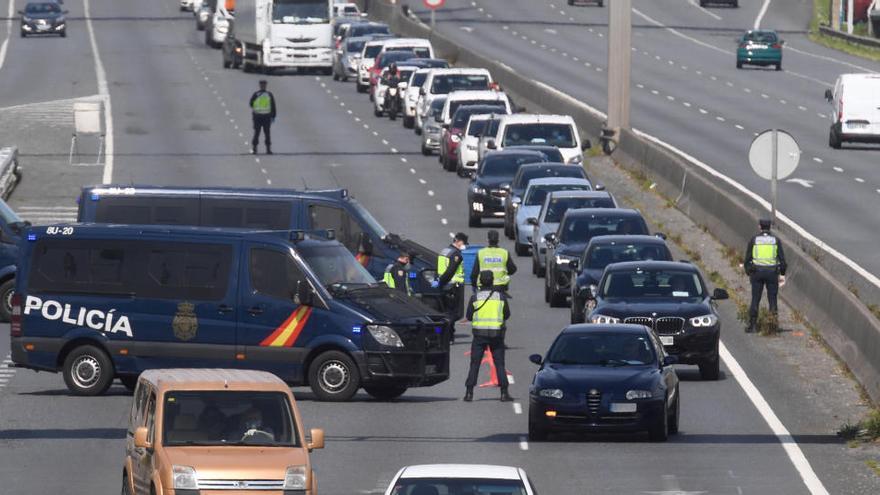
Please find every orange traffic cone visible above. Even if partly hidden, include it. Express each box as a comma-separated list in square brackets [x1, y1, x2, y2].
[478, 348, 513, 388]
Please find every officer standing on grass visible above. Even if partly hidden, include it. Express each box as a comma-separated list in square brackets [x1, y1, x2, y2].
[250, 80, 276, 155]
[743, 218, 787, 333]
[464, 270, 512, 403]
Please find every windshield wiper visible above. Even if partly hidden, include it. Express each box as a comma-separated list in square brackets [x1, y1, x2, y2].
[598, 358, 630, 367]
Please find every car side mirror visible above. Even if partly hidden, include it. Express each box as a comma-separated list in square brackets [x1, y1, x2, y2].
[712, 288, 729, 300]
[486, 139, 497, 150]
[662, 355, 678, 367]
[594, 183, 606, 191]
[526, 217, 538, 226]
[134, 427, 152, 451]
[655, 232, 667, 240]
[308, 428, 325, 451]
[824, 89, 833, 102]
[581, 139, 592, 151]
[294, 281, 315, 306]
[569, 259, 579, 272]
[529, 354, 543, 365]
[544, 233, 556, 244]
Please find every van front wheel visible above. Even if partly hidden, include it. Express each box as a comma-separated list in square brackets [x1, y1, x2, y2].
[63, 345, 114, 396]
[308, 350, 360, 401]
[0, 279, 14, 322]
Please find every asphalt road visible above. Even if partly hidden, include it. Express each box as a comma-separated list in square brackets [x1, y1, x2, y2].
[418, 0, 880, 277]
[0, 0, 878, 494]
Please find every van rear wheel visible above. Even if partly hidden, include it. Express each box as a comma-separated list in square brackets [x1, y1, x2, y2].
[0, 279, 14, 322]
[63, 345, 114, 396]
[364, 385, 408, 401]
[309, 350, 360, 401]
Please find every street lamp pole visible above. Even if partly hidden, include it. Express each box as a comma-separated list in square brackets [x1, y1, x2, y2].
[605, 0, 632, 150]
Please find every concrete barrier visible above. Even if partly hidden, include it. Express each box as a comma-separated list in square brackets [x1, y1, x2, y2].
[357, 1, 880, 403]
[0, 147, 22, 200]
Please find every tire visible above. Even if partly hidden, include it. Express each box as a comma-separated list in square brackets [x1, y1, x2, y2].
[699, 0, 705, 6]
[0, 279, 15, 322]
[531, 255, 538, 275]
[62, 345, 114, 396]
[121, 473, 132, 495]
[829, 127, 842, 149]
[468, 211, 482, 228]
[308, 350, 360, 401]
[415, 126, 422, 136]
[363, 385, 408, 401]
[356, 82, 367, 93]
[732, 0, 738, 7]
[699, 356, 720, 380]
[373, 107, 383, 117]
[119, 375, 139, 392]
[736, 60, 742, 69]
[668, 388, 680, 435]
[223, 57, 231, 69]
[648, 400, 669, 442]
[403, 116, 414, 128]
[528, 421, 548, 441]
[504, 220, 514, 239]
[443, 155, 456, 172]
[60, 30, 66, 38]
[534, 255, 545, 278]
[549, 286, 567, 308]
[20, 31, 26, 38]
[514, 241, 530, 257]
[421, 144, 431, 156]
[775, 62, 782, 71]
[242, 60, 253, 73]
[341, 75, 348, 82]
[544, 276, 551, 303]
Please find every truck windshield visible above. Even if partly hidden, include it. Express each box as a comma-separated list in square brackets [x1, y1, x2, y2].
[299, 244, 376, 287]
[162, 391, 298, 447]
[273, 0, 329, 24]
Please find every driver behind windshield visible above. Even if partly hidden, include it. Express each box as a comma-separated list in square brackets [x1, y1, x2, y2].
[227, 407, 275, 443]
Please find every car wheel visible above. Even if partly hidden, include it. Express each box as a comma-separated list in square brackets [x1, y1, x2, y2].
[363, 385, 408, 401]
[308, 350, 360, 401]
[356, 83, 367, 93]
[528, 420, 548, 441]
[121, 473, 132, 495]
[341, 75, 348, 82]
[468, 211, 481, 228]
[699, 356, 720, 380]
[829, 127, 842, 149]
[223, 57, 231, 69]
[415, 126, 422, 136]
[544, 275, 551, 303]
[0, 279, 14, 322]
[504, 220, 513, 239]
[421, 143, 431, 156]
[648, 399, 669, 442]
[373, 107, 383, 117]
[403, 116, 414, 128]
[535, 258, 546, 278]
[549, 286, 567, 308]
[736, 60, 742, 69]
[119, 375, 139, 392]
[668, 388, 680, 434]
[444, 156, 456, 172]
[531, 254, 538, 275]
[775, 62, 782, 71]
[20, 31, 26, 38]
[514, 241, 530, 257]
[62, 345, 114, 396]
[60, 30, 66, 38]
[570, 303, 584, 324]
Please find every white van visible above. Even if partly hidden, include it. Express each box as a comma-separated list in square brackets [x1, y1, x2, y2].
[825, 73, 880, 149]
[488, 114, 588, 164]
[415, 68, 493, 131]
[379, 38, 435, 58]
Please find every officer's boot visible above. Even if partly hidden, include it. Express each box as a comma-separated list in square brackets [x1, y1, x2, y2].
[463, 388, 473, 402]
[746, 318, 756, 334]
[500, 387, 512, 402]
[266, 144, 273, 155]
[251, 145, 257, 155]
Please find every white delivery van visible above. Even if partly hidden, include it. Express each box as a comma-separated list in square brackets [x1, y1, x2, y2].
[826, 73, 880, 149]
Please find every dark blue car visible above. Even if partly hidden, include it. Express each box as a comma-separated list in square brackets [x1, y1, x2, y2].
[528, 324, 680, 442]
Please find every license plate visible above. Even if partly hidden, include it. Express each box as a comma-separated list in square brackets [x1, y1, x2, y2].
[610, 403, 637, 413]
[660, 336, 674, 346]
[848, 123, 867, 129]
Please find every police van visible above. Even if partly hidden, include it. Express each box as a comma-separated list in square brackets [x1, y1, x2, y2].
[10, 224, 451, 401]
[76, 186, 453, 314]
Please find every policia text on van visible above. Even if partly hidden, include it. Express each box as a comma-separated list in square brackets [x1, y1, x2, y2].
[76, 185, 458, 318]
[10, 225, 451, 401]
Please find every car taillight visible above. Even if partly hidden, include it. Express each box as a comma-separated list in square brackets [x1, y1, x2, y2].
[838, 99, 843, 122]
[10, 293, 21, 337]
[771, 43, 781, 49]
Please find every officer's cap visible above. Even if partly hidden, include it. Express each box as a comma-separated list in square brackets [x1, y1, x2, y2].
[454, 232, 469, 243]
[479, 270, 494, 286]
[759, 218, 772, 229]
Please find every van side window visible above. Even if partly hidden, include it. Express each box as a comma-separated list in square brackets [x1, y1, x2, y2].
[309, 205, 363, 252]
[249, 248, 305, 300]
[145, 392, 157, 444]
[129, 382, 149, 431]
[142, 243, 233, 301]
[93, 197, 199, 225]
[202, 199, 291, 230]
[30, 240, 129, 295]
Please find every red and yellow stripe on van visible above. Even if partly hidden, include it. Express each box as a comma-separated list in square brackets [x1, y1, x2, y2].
[259, 307, 313, 347]
[355, 252, 370, 267]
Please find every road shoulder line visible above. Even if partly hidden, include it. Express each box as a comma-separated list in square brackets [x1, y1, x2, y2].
[83, 0, 114, 183]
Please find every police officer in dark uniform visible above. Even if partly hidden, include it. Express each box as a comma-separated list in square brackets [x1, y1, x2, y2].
[437, 233, 468, 323]
[470, 230, 517, 292]
[383, 251, 413, 295]
[249, 80, 277, 155]
[743, 218, 787, 333]
[464, 270, 512, 402]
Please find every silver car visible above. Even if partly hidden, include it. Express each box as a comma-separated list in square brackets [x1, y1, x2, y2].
[514, 178, 593, 256]
[421, 96, 447, 156]
[529, 190, 617, 277]
[333, 36, 371, 82]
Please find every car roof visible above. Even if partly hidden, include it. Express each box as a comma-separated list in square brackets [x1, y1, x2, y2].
[483, 149, 546, 159]
[518, 162, 572, 171]
[500, 114, 575, 125]
[384, 38, 432, 47]
[563, 207, 640, 218]
[562, 323, 650, 335]
[605, 260, 697, 272]
[428, 68, 491, 76]
[399, 464, 522, 480]
[587, 234, 667, 246]
[364, 38, 391, 47]
[140, 369, 289, 394]
[347, 35, 375, 43]
[526, 177, 591, 187]
[548, 190, 611, 199]
[447, 90, 507, 101]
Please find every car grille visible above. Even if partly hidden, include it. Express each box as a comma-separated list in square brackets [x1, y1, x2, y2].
[490, 189, 508, 198]
[198, 479, 284, 490]
[623, 316, 685, 335]
[587, 390, 601, 417]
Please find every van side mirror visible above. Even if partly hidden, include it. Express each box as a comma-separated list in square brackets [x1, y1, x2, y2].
[487, 139, 497, 150]
[529, 354, 543, 365]
[526, 217, 538, 226]
[824, 89, 833, 102]
[581, 139, 592, 151]
[712, 288, 729, 300]
[134, 427, 152, 450]
[307, 428, 325, 451]
[594, 183, 606, 191]
[358, 232, 373, 256]
[295, 281, 315, 306]
[662, 355, 678, 367]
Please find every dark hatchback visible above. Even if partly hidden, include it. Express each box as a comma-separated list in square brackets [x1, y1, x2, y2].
[569, 235, 672, 324]
[528, 324, 680, 442]
[467, 150, 547, 227]
[504, 162, 592, 240]
[20, 2, 67, 37]
[544, 209, 649, 307]
[588, 261, 729, 380]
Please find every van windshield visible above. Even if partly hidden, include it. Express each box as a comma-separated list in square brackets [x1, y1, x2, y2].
[349, 198, 388, 238]
[162, 391, 297, 447]
[502, 123, 576, 148]
[0, 199, 23, 225]
[430, 74, 490, 94]
[299, 244, 376, 287]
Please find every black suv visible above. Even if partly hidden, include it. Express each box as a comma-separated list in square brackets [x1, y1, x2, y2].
[467, 150, 547, 227]
[587, 261, 729, 380]
[503, 162, 592, 239]
[569, 235, 672, 323]
[544, 209, 649, 307]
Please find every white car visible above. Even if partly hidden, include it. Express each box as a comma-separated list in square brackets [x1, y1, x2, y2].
[825, 73, 880, 149]
[332, 2, 363, 18]
[404, 68, 434, 129]
[415, 68, 493, 133]
[438, 90, 511, 127]
[180, 0, 194, 12]
[206, 6, 232, 48]
[383, 464, 537, 495]
[357, 39, 391, 93]
[374, 66, 418, 117]
[457, 114, 492, 174]
[379, 38, 435, 59]
[488, 114, 588, 165]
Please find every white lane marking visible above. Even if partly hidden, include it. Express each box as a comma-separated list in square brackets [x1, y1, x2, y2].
[409, 168, 416, 174]
[785, 44, 878, 73]
[400, 157, 408, 163]
[744, 88, 752, 93]
[419, 178, 427, 185]
[833, 166, 844, 172]
[381, 139, 389, 145]
[683, 102, 692, 107]
[817, 113, 827, 119]
[855, 177, 865, 183]
[784, 69, 833, 87]
[508, 374, 515, 385]
[689, 0, 723, 20]
[266, 179, 272, 185]
[798, 106, 807, 111]
[735, 124, 745, 130]
[632, 8, 728, 55]
[390, 147, 398, 153]
[545, 28, 557, 34]
[754, 0, 772, 29]
[698, 108, 708, 114]
[260, 168, 267, 174]
[0, 0, 13, 71]
[84, 0, 115, 183]
[513, 402, 522, 414]
[787, 178, 814, 188]
[254, 157, 260, 163]
[427, 190, 435, 197]
[761, 93, 769, 99]
[719, 342, 830, 494]
[460, 26, 474, 33]
[812, 157, 823, 163]
[441, 218, 448, 225]
[435, 204, 442, 211]
[518, 437, 529, 451]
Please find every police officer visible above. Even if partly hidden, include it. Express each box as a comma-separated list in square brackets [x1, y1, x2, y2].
[437, 232, 468, 319]
[464, 270, 512, 402]
[471, 230, 517, 291]
[249, 80, 276, 155]
[744, 218, 787, 333]
[383, 251, 413, 295]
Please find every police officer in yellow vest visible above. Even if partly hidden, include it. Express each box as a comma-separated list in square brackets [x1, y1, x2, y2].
[249, 80, 276, 155]
[744, 219, 787, 333]
[464, 270, 512, 402]
[383, 251, 413, 295]
[471, 230, 517, 291]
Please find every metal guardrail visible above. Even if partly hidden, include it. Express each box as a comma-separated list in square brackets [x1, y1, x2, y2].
[0, 147, 22, 200]
[818, 25, 880, 49]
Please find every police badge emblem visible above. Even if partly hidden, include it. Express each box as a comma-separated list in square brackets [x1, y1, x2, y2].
[172, 302, 198, 341]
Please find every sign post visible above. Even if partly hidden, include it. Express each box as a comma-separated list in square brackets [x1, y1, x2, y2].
[748, 129, 801, 225]
[423, 0, 445, 30]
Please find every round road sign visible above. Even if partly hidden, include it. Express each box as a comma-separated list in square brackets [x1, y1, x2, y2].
[423, 0, 445, 9]
[748, 129, 800, 181]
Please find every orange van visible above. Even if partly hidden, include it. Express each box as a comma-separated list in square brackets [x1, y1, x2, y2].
[123, 369, 323, 495]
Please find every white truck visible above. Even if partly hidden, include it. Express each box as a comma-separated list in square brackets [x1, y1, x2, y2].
[236, 0, 334, 73]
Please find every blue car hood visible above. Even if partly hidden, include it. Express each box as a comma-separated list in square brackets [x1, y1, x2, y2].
[536, 364, 659, 392]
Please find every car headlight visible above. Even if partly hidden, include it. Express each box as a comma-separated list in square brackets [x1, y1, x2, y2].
[591, 314, 619, 324]
[625, 390, 653, 400]
[367, 325, 404, 347]
[689, 314, 718, 327]
[568, 154, 584, 164]
[471, 185, 486, 195]
[538, 388, 564, 399]
[283, 466, 308, 490]
[450, 134, 461, 143]
[172, 465, 198, 490]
